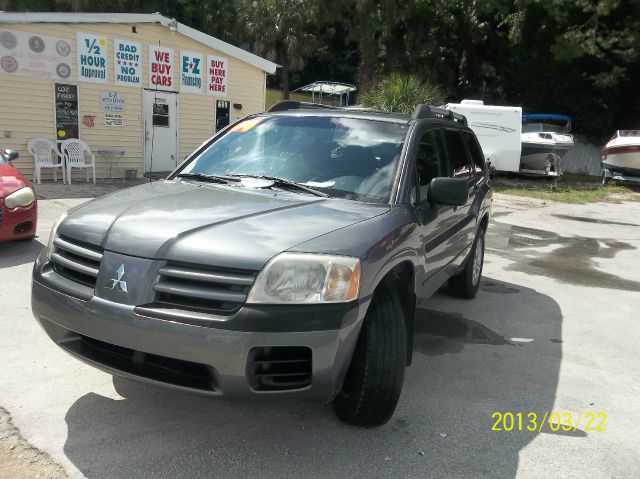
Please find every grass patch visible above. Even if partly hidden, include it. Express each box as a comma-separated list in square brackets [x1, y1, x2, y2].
[493, 173, 640, 204]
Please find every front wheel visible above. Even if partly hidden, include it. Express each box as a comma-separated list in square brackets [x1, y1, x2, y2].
[333, 287, 406, 428]
[448, 226, 485, 299]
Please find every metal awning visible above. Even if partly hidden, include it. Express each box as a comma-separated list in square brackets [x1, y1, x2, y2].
[294, 81, 357, 106]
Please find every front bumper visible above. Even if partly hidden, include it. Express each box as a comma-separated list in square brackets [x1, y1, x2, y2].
[32, 250, 365, 401]
[0, 201, 37, 240]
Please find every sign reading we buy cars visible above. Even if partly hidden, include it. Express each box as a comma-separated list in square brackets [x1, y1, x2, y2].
[149, 45, 173, 90]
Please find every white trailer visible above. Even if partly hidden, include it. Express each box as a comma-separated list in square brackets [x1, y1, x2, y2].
[445, 100, 522, 173]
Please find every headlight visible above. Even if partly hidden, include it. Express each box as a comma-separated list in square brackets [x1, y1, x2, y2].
[47, 211, 67, 256]
[247, 253, 361, 304]
[4, 187, 35, 209]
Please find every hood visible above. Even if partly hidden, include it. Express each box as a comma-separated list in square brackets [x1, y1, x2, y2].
[59, 180, 389, 270]
[0, 163, 29, 198]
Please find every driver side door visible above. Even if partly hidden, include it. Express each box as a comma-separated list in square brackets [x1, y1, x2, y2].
[411, 127, 460, 293]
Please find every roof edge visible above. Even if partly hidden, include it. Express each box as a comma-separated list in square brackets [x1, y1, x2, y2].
[0, 11, 278, 74]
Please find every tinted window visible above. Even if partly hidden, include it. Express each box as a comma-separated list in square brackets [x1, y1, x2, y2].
[443, 129, 471, 179]
[415, 129, 448, 201]
[461, 131, 486, 178]
[182, 116, 408, 203]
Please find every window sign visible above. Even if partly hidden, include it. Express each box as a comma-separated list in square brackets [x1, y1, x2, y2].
[55, 83, 79, 140]
[105, 113, 123, 127]
[76, 33, 107, 83]
[0, 29, 72, 79]
[149, 45, 173, 90]
[207, 55, 227, 96]
[180, 51, 203, 93]
[114, 39, 141, 86]
[101, 90, 125, 111]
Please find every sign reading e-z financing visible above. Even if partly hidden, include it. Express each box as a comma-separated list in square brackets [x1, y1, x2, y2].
[180, 51, 202, 93]
[149, 45, 173, 90]
[207, 55, 227, 96]
[114, 39, 141, 86]
[77, 32, 107, 83]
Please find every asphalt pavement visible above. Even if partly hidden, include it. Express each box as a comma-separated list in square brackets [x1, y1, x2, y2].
[1, 187, 639, 478]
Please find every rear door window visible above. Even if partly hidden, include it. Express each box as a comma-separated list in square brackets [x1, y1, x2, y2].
[443, 129, 472, 179]
[461, 131, 486, 179]
[415, 128, 449, 201]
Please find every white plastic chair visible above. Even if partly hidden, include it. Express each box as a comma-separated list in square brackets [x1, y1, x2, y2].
[27, 138, 65, 184]
[61, 139, 96, 184]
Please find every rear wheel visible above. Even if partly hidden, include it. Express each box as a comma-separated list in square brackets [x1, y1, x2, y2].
[333, 287, 406, 428]
[448, 226, 485, 299]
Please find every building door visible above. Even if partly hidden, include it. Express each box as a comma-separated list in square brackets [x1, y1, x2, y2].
[143, 90, 178, 172]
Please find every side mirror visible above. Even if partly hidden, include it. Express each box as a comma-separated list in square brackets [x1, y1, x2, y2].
[428, 177, 469, 206]
[3, 149, 19, 161]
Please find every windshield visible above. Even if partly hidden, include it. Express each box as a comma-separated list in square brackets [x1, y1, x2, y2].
[179, 116, 408, 202]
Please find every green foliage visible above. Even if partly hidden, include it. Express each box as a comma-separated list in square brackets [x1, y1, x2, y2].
[4, 0, 640, 139]
[359, 74, 446, 113]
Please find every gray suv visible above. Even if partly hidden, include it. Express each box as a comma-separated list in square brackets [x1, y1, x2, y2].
[32, 101, 492, 427]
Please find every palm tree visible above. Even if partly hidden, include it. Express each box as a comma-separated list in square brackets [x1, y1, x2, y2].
[239, 0, 316, 99]
[359, 73, 446, 113]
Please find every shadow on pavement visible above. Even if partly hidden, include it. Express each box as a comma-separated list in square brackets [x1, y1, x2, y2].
[0, 238, 44, 268]
[33, 179, 147, 200]
[62, 277, 563, 478]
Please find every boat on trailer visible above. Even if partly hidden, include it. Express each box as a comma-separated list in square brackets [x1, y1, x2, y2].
[601, 130, 640, 184]
[520, 114, 574, 176]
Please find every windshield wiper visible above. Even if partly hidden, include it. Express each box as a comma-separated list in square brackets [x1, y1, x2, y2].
[175, 172, 234, 184]
[227, 174, 329, 197]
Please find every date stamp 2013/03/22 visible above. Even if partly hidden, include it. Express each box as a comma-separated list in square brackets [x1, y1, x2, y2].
[491, 411, 607, 432]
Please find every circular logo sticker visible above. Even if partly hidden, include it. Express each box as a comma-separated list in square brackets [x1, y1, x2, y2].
[28, 35, 45, 53]
[0, 31, 17, 49]
[56, 63, 71, 79]
[58, 130, 66, 139]
[0, 56, 18, 73]
[55, 40, 71, 57]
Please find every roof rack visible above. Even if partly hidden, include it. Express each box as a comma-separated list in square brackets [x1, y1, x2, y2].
[412, 104, 467, 125]
[267, 100, 342, 113]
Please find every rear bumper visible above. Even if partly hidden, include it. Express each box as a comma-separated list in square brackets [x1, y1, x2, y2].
[31, 253, 365, 401]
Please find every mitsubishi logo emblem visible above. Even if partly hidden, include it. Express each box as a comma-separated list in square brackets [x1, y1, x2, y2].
[107, 264, 128, 292]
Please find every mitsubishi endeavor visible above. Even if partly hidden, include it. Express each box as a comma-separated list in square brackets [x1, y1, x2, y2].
[32, 101, 492, 427]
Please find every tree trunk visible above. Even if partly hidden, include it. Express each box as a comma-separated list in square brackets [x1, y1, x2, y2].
[281, 64, 290, 100]
[356, 0, 377, 92]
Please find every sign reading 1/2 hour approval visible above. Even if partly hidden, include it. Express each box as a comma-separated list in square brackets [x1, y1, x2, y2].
[77, 32, 107, 83]
[114, 39, 141, 86]
[149, 45, 173, 90]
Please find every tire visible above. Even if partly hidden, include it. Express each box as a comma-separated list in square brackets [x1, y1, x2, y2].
[448, 226, 485, 299]
[333, 287, 406, 428]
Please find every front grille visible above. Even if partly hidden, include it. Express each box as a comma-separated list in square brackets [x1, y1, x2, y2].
[63, 335, 217, 392]
[50, 235, 103, 288]
[248, 346, 312, 391]
[153, 262, 257, 314]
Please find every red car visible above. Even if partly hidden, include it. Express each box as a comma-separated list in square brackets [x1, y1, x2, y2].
[0, 149, 37, 241]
